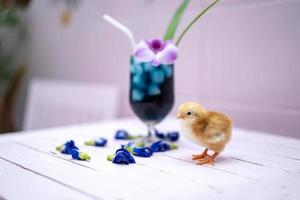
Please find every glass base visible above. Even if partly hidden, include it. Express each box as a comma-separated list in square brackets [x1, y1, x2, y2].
[132, 128, 158, 146]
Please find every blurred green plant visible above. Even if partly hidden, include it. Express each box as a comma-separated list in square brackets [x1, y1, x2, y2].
[0, 0, 30, 81]
[163, 0, 190, 41]
[0, 56, 13, 81]
[0, 0, 30, 26]
[176, 0, 220, 46]
[0, 8, 20, 27]
[0, 0, 30, 132]
[163, 0, 220, 46]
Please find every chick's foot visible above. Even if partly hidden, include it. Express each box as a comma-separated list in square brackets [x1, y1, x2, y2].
[195, 155, 215, 166]
[192, 148, 208, 160]
[195, 152, 219, 166]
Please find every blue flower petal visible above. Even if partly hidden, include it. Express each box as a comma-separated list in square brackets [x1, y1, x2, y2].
[121, 142, 133, 150]
[115, 130, 130, 140]
[113, 153, 130, 164]
[167, 132, 179, 142]
[132, 147, 153, 157]
[150, 140, 171, 152]
[112, 148, 135, 164]
[95, 138, 107, 146]
[71, 149, 91, 161]
[154, 130, 180, 142]
[154, 129, 165, 139]
[123, 141, 145, 153]
[85, 137, 107, 147]
[60, 140, 79, 154]
[70, 149, 80, 159]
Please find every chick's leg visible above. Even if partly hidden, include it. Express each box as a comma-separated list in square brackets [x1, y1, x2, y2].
[196, 152, 219, 166]
[192, 148, 208, 160]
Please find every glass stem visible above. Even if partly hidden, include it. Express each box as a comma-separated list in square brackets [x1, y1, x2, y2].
[147, 124, 155, 138]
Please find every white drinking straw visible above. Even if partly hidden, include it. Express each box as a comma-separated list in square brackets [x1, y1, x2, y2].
[103, 14, 136, 49]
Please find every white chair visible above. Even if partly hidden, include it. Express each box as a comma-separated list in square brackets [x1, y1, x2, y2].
[23, 79, 120, 130]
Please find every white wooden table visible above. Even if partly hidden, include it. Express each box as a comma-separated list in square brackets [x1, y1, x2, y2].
[0, 118, 299, 200]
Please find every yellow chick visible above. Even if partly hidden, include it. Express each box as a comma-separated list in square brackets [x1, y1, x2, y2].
[177, 102, 232, 165]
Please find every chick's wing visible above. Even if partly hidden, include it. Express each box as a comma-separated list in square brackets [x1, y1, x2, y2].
[204, 112, 232, 144]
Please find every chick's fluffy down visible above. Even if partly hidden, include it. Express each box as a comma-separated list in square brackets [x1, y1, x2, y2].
[192, 111, 232, 153]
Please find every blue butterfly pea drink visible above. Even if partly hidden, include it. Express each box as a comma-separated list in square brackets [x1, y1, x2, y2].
[130, 39, 176, 138]
[104, 0, 220, 140]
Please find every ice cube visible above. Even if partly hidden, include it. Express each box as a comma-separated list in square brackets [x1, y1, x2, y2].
[130, 57, 136, 73]
[150, 69, 165, 84]
[162, 65, 173, 78]
[132, 89, 144, 101]
[132, 74, 146, 89]
[130, 57, 143, 74]
[141, 62, 153, 72]
[130, 63, 136, 74]
[148, 84, 161, 96]
[131, 63, 143, 74]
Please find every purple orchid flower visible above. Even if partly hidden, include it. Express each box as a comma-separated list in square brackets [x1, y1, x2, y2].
[134, 39, 178, 66]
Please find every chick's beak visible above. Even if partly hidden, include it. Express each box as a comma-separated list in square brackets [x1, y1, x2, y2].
[177, 113, 184, 119]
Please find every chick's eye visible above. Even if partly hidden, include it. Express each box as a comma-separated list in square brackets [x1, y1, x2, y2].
[187, 112, 192, 115]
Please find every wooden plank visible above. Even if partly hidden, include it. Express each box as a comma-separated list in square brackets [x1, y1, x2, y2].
[1, 118, 300, 199]
[232, 128, 300, 158]
[178, 138, 300, 174]
[13, 137, 252, 189]
[15, 129, 299, 180]
[0, 159, 94, 200]
[2, 117, 299, 160]
[1, 124, 299, 180]
[0, 142, 227, 200]
[9, 123, 300, 179]
[11, 132, 300, 199]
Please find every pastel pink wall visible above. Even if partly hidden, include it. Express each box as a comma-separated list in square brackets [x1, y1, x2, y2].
[21, 0, 300, 138]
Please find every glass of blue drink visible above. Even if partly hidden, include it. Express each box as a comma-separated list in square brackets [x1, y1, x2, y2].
[129, 56, 174, 138]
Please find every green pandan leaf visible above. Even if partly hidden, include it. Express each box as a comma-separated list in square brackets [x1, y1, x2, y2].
[176, 0, 220, 46]
[163, 0, 190, 41]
